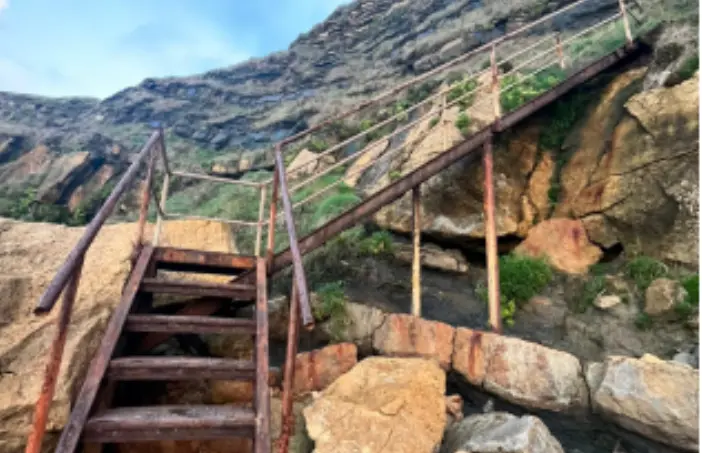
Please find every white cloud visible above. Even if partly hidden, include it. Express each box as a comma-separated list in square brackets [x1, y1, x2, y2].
[0, 0, 8, 14]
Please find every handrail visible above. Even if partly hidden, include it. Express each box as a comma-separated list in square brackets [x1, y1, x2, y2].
[273, 145, 314, 329]
[34, 130, 161, 315]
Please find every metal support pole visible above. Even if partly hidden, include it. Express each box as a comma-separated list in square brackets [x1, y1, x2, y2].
[153, 171, 170, 246]
[556, 33, 566, 69]
[25, 258, 84, 453]
[134, 148, 157, 252]
[278, 282, 300, 453]
[255, 184, 267, 257]
[490, 44, 501, 120]
[618, 0, 633, 46]
[266, 171, 280, 270]
[483, 140, 501, 333]
[411, 186, 422, 317]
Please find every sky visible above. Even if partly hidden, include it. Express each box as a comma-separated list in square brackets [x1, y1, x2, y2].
[0, 0, 350, 98]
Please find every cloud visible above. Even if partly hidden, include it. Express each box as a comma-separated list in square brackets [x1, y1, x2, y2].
[0, 0, 8, 16]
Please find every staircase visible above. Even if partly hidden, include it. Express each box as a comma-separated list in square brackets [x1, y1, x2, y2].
[54, 245, 270, 452]
[24, 1, 652, 452]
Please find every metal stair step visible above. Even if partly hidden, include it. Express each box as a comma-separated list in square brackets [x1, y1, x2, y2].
[83, 405, 255, 442]
[139, 278, 256, 300]
[153, 247, 256, 275]
[125, 314, 256, 335]
[107, 356, 256, 381]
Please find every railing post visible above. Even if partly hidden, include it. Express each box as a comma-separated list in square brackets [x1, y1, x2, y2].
[278, 281, 300, 453]
[411, 186, 422, 317]
[25, 257, 85, 453]
[490, 44, 501, 121]
[483, 139, 501, 333]
[266, 167, 280, 270]
[255, 184, 267, 257]
[134, 146, 157, 256]
[556, 33, 566, 69]
[254, 258, 271, 453]
[618, 0, 633, 46]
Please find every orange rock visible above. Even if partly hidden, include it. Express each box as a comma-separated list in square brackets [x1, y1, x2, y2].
[293, 343, 358, 395]
[514, 218, 603, 274]
[372, 314, 455, 369]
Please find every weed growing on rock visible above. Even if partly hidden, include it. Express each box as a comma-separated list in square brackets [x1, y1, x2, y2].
[499, 254, 553, 306]
[677, 54, 699, 82]
[625, 256, 668, 291]
[681, 274, 699, 306]
[580, 275, 606, 313]
[500, 67, 566, 113]
[475, 283, 518, 327]
[455, 112, 471, 136]
[634, 312, 653, 330]
[314, 281, 348, 342]
[429, 117, 440, 129]
[359, 230, 394, 256]
[312, 192, 361, 227]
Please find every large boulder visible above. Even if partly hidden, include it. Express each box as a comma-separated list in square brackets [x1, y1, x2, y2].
[0, 218, 237, 451]
[440, 412, 564, 453]
[393, 242, 469, 273]
[587, 355, 699, 451]
[452, 328, 589, 412]
[303, 357, 446, 453]
[644, 278, 687, 317]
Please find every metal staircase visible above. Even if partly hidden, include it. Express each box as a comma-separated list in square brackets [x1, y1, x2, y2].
[24, 0, 652, 452]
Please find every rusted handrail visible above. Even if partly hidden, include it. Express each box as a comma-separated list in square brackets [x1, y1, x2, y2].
[273, 145, 314, 329]
[34, 130, 162, 315]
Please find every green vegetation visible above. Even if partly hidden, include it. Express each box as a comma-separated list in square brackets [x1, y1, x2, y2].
[579, 275, 606, 313]
[677, 54, 699, 81]
[447, 78, 479, 109]
[499, 254, 553, 305]
[625, 256, 668, 291]
[500, 67, 566, 113]
[475, 284, 518, 328]
[307, 137, 329, 152]
[429, 117, 440, 129]
[358, 230, 394, 256]
[389, 170, 402, 182]
[312, 192, 361, 226]
[313, 281, 349, 342]
[634, 312, 653, 330]
[682, 274, 699, 306]
[455, 112, 471, 136]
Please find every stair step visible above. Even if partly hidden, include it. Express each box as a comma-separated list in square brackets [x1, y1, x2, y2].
[154, 247, 256, 275]
[83, 405, 255, 442]
[139, 278, 256, 300]
[108, 357, 256, 381]
[125, 314, 256, 334]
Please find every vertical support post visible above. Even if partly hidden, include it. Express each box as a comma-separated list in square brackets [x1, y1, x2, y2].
[490, 44, 501, 120]
[254, 258, 271, 453]
[483, 139, 501, 333]
[555, 33, 566, 69]
[278, 281, 300, 453]
[411, 186, 422, 317]
[134, 147, 157, 253]
[618, 0, 633, 46]
[25, 257, 84, 453]
[255, 184, 267, 257]
[266, 170, 280, 270]
[153, 172, 170, 246]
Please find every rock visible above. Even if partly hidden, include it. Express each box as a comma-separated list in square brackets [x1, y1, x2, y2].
[644, 278, 687, 317]
[440, 412, 564, 453]
[588, 355, 699, 451]
[372, 314, 455, 369]
[594, 294, 621, 310]
[293, 343, 357, 396]
[344, 139, 389, 188]
[321, 301, 385, 355]
[303, 357, 446, 453]
[445, 394, 464, 426]
[393, 242, 469, 273]
[288, 148, 335, 180]
[514, 218, 603, 274]
[0, 218, 237, 448]
[672, 351, 697, 369]
[452, 328, 589, 412]
[643, 23, 699, 90]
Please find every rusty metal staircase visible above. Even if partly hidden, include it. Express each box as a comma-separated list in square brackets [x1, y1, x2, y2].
[24, 1, 653, 452]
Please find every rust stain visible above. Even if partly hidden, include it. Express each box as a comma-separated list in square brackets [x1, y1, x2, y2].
[468, 331, 483, 381]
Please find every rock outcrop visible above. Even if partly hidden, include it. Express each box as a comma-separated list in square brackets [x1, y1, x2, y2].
[303, 357, 446, 453]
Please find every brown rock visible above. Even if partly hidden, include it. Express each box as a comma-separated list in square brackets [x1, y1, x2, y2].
[515, 218, 603, 274]
[644, 278, 687, 317]
[303, 357, 446, 453]
[372, 314, 455, 369]
[293, 343, 358, 395]
[588, 355, 699, 451]
[452, 328, 589, 412]
[321, 301, 386, 355]
[344, 138, 389, 187]
[393, 242, 469, 273]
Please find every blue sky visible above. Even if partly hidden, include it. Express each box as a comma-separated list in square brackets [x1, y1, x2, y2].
[0, 0, 349, 98]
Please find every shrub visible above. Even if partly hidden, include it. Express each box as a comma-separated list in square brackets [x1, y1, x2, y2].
[359, 230, 394, 256]
[475, 284, 517, 327]
[579, 275, 606, 313]
[455, 112, 471, 136]
[312, 192, 360, 227]
[500, 67, 566, 112]
[682, 274, 699, 306]
[499, 254, 553, 305]
[677, 54, 699, 82]
[634, 312, 653, 330]
[429, 117, 440, 129]
[313, 281, 348, 341]
[625, 256, 668, 291]
[308, 136, 329, 152]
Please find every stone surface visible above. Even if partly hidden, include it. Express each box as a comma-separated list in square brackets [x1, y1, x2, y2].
[393, 242, 469, 273]
[644, 278, 687, 317]
[593, 294, 621, 310]
[288, 149, 331, 179]
[293, 343, 358, 396]
[0, 218, 237, 448]
[303, 357, 446, 453]
[440, 412, 564, 453]
[452, 328, 589, 412]
[588, 355, 699, 451]
[514, 218, 603, 274]
[372, 313, 455, 369]
[323, 301, 386, 355]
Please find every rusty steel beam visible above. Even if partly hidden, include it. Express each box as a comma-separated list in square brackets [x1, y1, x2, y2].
[125, 314, 257, 335]
[411, 186, 422, 317]
[266, 171, 280, 270]
[153, 246, 256, 274]
[497, 43, 639, 132]
[25, 257, 84, 453]
[273, 146, 314, 329]
[271, 128, 492, 272]
[483, 140, 502, 333]
[34, 130, 161, 315]
[52, 245, 154, 453]
[107, 357, 256, 381]
[134, 147, 157, 253]
[278, 282, 300, 453]
[139, 278, 256, 300]
[255, 258, 271, 453]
